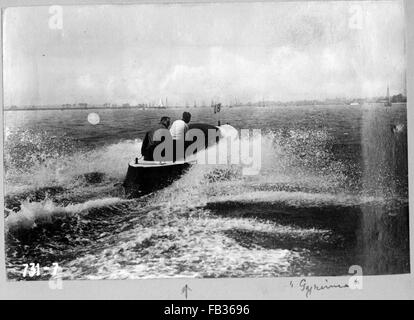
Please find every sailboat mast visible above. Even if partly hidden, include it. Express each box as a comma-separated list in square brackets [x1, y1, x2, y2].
[387, 86, 390, 103]
[384, 85, 392, 107]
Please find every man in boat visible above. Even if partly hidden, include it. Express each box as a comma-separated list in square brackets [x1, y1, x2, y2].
[141, 116, 171, 161]
[169, 111, 191, 161]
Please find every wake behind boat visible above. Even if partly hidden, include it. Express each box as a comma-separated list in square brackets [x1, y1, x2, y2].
[123, 122, 236, 197]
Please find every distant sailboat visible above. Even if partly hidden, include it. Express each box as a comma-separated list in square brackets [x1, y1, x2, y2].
[384, 86, 392, 107]
[157, 98, 167, 109]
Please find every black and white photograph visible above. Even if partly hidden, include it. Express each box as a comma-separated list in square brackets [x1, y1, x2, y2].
[2, 0, 410, 285]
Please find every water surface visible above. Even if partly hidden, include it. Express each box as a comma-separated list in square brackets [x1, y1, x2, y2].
[3, 104, 409, 279]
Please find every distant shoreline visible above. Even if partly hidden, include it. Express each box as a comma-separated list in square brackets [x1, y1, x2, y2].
[3, 102, 407, 112]
[3, 106, 153, 111]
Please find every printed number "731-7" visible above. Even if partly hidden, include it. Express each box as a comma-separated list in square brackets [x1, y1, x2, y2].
[23, 263, 60, 277]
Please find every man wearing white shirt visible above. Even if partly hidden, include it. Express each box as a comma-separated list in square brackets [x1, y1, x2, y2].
[169, 112, 191, 161]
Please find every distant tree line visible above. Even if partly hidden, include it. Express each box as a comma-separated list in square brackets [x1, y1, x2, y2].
[391, 94, 407, 103]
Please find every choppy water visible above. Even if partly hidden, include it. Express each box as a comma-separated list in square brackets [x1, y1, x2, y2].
[3, 104, 409, 280]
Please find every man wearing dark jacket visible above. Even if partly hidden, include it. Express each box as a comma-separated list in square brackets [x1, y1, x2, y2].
[141, 116, 171, 161]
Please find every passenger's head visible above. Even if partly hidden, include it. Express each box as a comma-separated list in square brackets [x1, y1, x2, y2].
[160, 116, 171, 128]
[182, 111, 191, 124]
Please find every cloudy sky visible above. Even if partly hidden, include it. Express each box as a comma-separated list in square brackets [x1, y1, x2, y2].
[3, 1, 406, 106]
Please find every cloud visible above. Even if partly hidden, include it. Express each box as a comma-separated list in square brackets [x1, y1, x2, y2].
[77, 74, 95, 89]
[3, 1, 406, 106]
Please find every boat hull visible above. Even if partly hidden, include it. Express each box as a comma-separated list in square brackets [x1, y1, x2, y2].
[123, 161, 192, 197]
[122, 123, 236, 197]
